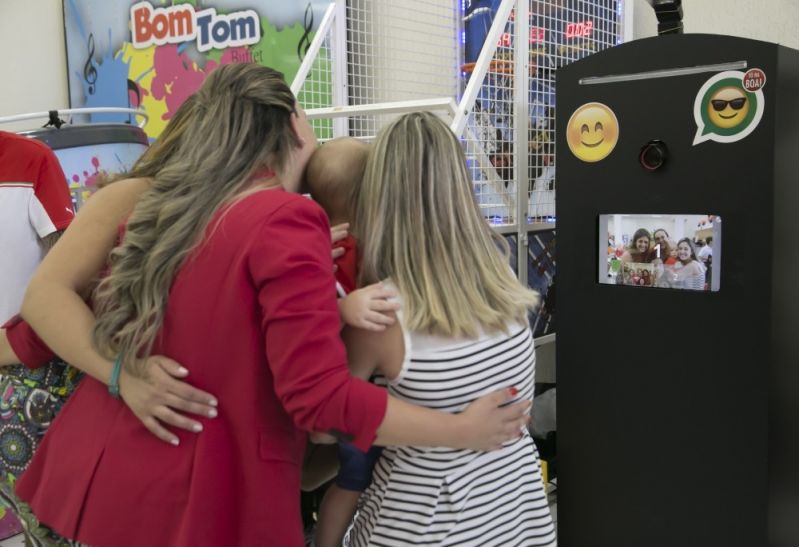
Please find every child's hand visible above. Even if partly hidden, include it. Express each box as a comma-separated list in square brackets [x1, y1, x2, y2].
[339, 282, 401, 331]
[330, 223, 349, 269]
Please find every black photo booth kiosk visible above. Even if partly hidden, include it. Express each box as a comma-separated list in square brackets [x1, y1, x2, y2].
[557, 34, 799, 547]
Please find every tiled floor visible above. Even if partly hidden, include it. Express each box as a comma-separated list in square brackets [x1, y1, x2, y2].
[0, 534, 24, 547]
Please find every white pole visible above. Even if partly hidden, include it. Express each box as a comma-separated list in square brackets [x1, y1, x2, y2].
[331, 0, 348, 137]
[622, 0, 635, 43]
[290, 2, 337, 97]
[306, 97, 457, 121]
[514, 0, 529, 284]
[450, 0, 515, 137]
[0, 107, 148, 128]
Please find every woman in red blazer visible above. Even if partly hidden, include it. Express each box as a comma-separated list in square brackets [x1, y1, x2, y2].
[14, 64, 529, 547]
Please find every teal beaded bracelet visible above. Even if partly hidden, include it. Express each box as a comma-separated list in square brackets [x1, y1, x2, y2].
[109, 356, 123, 399]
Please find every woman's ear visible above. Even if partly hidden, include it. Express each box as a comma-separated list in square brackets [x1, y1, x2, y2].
[289, 111, 307, 147]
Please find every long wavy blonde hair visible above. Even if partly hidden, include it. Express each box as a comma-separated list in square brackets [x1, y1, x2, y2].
[91, 94, 201, 190]
[355, 112, 539, 338]
[92, 64, 298, 374]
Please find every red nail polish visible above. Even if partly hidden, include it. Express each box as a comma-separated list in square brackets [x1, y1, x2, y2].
[510, 387, 519, 396]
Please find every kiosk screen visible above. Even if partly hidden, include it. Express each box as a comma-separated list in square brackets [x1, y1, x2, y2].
[599, 214, 720, 292]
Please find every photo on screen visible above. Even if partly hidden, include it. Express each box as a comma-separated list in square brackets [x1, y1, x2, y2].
[599, 214, 721, 292]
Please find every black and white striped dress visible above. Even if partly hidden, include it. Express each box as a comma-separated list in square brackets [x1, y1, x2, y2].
[348, 294, 557, 546]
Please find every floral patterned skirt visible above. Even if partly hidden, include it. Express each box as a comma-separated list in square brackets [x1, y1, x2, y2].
[0, 360, 83, 546]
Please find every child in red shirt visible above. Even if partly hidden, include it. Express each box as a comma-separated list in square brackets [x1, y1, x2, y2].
[308, 138, 398, 332]
[304, 137, 395, 547]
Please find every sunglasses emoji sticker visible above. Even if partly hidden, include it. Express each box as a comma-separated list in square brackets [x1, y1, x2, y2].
[566, 102, 619, 162]
[708, 87, 749, 128]
[694, 70, 765, 145]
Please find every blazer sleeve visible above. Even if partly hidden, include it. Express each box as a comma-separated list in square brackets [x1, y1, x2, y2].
[2, 316, 56, 369]
[248, 197, 387, 451]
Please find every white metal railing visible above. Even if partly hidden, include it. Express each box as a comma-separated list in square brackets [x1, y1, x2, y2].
[306, 97, 457, 122]
[0, 107, 148, 129]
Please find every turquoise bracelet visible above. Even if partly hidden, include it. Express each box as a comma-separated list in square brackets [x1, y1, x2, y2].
[108, 356, 122, 399]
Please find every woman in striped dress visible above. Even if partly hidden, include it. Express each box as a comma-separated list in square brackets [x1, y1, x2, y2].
[342, 112, 557, 546]
[668, 238, 707, 290]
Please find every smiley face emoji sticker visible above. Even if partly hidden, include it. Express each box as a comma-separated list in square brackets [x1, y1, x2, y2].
[566, 102, 619, 162]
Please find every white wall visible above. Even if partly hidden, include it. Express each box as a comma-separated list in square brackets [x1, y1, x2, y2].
[608, 214, 708, 244]
[632, 0, 799, 49]
[0, 0, 68, 132]
[347, 0, 459, 137]
[350, 0, 458, 103]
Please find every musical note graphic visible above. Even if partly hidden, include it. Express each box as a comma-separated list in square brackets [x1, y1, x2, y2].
[83, 33, 98, 95]
[126, 79, 142, 125]
[297, 3, 314, 61]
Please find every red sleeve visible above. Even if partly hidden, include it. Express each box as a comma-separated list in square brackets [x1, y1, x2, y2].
[249, 198, 387, 451]
[31, 146, 74, 235]
[2, 316, 56, 369]
[333, 235, 359, 294]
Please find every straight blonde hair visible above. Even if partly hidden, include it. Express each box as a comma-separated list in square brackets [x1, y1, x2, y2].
[92, 64, 298, 374]
[355, 112, 539, 338]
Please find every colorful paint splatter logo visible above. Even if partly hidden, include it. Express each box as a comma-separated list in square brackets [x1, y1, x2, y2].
[65, 1, 332, 140]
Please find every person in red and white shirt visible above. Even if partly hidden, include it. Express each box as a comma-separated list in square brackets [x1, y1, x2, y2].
[0, 131, 74, 324]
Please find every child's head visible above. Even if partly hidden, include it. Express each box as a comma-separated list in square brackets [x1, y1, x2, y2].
[305, 137, 371, 225]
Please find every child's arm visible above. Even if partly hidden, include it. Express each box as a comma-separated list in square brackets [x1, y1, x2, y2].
[338, 282, 400, 332]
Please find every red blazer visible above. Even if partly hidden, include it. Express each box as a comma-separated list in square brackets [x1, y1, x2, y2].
[17, 190, 387, 547]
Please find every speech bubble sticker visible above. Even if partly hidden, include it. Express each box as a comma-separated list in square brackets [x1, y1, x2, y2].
[693, 70, 765, 145]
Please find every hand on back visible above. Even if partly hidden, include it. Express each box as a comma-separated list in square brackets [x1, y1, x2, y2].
[120, 355, 219, 446]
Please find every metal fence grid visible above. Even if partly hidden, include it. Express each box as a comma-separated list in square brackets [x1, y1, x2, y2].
[527, 0, 622, 222]
[296, 21, 336, 141]
[298, 0, 623, 223]
[295, 0, 624, 340]
[462, 19, 517, 226]
[346, 0, 460, 139]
